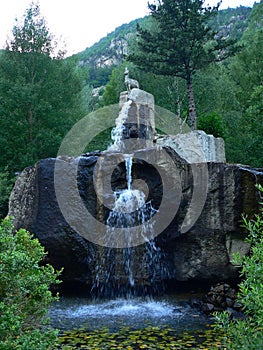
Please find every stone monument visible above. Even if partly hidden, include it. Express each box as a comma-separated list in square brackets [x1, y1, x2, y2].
[8, 82, 263, 291]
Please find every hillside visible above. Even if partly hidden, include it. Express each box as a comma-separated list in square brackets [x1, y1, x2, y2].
[68, 6, 252, 88]
[67, 18, 144, 87]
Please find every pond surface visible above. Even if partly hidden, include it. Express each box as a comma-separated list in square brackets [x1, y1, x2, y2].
[48, 295, 210, 333]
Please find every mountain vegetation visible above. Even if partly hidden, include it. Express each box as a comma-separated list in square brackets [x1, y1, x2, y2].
[68, 19, 141, 88]
[70, 5, 252, 87]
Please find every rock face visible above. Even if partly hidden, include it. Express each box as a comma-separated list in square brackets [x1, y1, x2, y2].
[9, 149, 263, 290]
[110, 88, 156, 153]
[155, 130, 226, 163]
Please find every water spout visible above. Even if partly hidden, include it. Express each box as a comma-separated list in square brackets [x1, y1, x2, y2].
[125, 154, 133, 191]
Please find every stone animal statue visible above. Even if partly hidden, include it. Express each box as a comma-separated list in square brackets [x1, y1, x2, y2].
[124, 67, 139, 92]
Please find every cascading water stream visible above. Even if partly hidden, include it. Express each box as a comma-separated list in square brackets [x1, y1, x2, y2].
[125, 154, 132, 191]
[92, 152, 171, 297]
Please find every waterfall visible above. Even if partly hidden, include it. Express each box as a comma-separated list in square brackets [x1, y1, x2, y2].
[92, 155, 170, 298]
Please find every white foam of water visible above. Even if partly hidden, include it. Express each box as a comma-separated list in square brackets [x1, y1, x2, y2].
[108, 101, 132, 152]
[48, 296, 211, 332]
[112, 189, 146, 214]
[59, 298, 176, 319]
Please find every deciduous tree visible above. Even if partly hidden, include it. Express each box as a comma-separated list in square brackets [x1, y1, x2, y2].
[0, 2, 83, 174]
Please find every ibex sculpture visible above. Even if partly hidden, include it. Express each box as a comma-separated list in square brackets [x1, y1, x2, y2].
[124, 67, 139, 92]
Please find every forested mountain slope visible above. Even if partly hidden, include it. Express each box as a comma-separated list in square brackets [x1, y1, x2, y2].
[68, 6, 252, 88]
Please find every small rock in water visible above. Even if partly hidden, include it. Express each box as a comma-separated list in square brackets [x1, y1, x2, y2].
[190, 282, 242, 316]
[202, 303, 215, 313]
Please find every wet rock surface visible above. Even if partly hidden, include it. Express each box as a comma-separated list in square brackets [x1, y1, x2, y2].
[8, 149, 263, 290]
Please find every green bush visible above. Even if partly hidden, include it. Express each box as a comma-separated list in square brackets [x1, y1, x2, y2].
[197, 112, 224, 138]
[0, 218, 61, 350]
[214, 184, 263, 349]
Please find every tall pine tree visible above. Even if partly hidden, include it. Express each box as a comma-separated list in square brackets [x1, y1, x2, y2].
[129, 0, 235, 129]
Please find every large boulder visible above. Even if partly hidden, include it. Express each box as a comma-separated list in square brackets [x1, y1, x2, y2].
[155, 130, 226, 163]
[8, 147, 263, 290]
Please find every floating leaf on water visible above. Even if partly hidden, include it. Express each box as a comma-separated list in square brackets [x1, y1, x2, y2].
[58, 324, 224, 349]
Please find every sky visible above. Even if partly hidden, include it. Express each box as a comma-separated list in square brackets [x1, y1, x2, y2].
[0, 0, 259, 56]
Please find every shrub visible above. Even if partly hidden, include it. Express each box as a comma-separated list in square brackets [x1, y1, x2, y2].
[0, 217, 61, 350]
[197, 112, 224, 138]
[214, 184, 263, 349]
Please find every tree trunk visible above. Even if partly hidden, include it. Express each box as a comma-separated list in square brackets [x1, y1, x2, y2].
[186, 76, 197, 130]
[29, 108, 33, 143]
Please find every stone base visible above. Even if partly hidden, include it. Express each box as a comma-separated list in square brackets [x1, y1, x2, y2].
[8, 150, 263, 287]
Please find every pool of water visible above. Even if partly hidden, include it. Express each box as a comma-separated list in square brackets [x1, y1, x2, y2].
[48, 295, 210, 332]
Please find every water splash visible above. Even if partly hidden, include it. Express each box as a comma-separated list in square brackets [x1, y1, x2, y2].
[48, 296, 208, 332]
